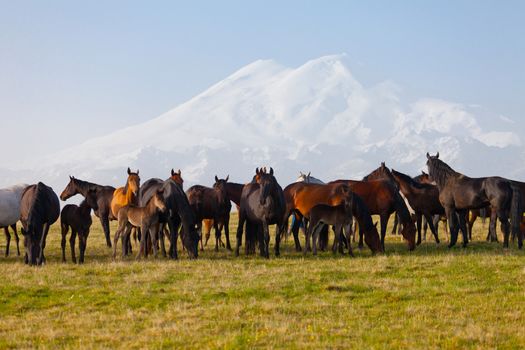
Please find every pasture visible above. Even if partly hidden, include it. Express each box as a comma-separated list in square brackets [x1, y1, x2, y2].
[1, 214, 524, 349]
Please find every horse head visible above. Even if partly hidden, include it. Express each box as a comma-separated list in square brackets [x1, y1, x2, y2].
[60, 176, 78, 201]
[126, 167, 141, 196]
[364, 222, 383, 254]
[401, 221, 417, 251]
[170, 169, 184, 189]
[257, 167, 277, 206]
[153, 188, 167, 213]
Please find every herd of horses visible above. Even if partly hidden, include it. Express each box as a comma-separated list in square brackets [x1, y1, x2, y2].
[0, 153, 523, 266]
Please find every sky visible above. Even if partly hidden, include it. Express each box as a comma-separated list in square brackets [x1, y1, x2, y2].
[1, 0, 524, 166]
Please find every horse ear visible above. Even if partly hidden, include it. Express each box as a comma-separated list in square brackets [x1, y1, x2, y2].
[136, 169, 139, 175]
[69, 175, 73, 180]
[215, 175, 219, 182]
[225, 175, 229, 182]
[255, 167, 259, 175]
[177, 169, 181, 175]
[307, 171, 311, 177]
[127, 167, 131, 175]
[171, 169, 175, 176]
[436, 152, 439, 158]
[426, 152, 430, 160]
[381, 162, 385, 168]
[263, 167, 267, 174]
[157, 188, 164, 195]
[270, 167, 274, 175]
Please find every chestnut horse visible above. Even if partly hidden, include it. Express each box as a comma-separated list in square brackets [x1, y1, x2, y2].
[110, 168, 141, 218]
[328, 179, 416, 251]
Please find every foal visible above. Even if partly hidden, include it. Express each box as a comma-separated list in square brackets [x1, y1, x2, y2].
[60, 189, 99, 263]
[113, 189, 167, 259]
[308, 201, 354, 256]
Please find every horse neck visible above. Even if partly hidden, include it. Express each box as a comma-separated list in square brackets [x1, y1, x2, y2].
[353, 198, 373, 231]
[226, 183, 242, 205]
[124, 185, 137, 204]
[214, 186, 228, 205]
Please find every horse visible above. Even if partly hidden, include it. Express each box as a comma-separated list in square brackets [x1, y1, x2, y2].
[0, 183, 28, 256]
[60, 189, 99, 263]
[288, 171, 330, 251]
[236, 167, 286, 258]
[110, 168, 141, 218]
[391, 169, 444, 245]
[426, 152, 522, 248]
[60, 176, 116, 247]
[140, 177, 199, 259]
[19, 182, 60, 265]
[200, 181, 244, 249]
[307, 187, 382, 255]
[186, 176, 233, 251]
[113, 189, 167, 259]
[328, 178, 416, 251]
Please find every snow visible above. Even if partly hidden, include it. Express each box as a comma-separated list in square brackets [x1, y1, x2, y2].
[1, 54, 523, 194]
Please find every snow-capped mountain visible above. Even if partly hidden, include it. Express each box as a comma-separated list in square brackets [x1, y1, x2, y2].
[2, 54, 524, 194]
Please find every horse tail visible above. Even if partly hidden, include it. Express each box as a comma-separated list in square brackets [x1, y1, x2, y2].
[480, 207, 487, 225]
[510, 183, 522, 245]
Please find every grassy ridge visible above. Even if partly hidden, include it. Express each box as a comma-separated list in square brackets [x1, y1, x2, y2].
[0, 214, 524, 349]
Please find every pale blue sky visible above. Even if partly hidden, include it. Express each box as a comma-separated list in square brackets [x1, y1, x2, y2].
[1, 1, 524, 164]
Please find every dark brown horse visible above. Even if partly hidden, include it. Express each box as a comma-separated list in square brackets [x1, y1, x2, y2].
[186, 176, 233, 251]
[426, 153, 522, 248]
[60, 176, 116, 247]
[201, 181, 244, 248]
[20, 183, 60, 265]
[236, 167, 286, 258]
[307, 187, 382, 255]
[140, 177, 199, 259]
[391, 169, 443, 245]
[328, 179, 416, 251]
[60, 189, 99, 263]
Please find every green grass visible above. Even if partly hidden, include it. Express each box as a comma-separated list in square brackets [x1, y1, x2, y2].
[0, 214, 524, 349]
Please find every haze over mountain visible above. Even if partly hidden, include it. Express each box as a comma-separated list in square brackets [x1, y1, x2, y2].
[2, 55, 524, 194]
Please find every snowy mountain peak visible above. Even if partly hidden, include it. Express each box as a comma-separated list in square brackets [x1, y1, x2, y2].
[1, 55, 523, 192]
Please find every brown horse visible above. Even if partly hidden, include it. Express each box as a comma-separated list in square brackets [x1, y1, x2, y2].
[328, 179, 416, 251]
[110, 168, 141, 219]
[113, 189, 166, 259]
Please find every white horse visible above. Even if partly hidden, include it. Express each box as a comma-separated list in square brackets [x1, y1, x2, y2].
[0, 184, 29, 256]
[295, 171, 325, 185]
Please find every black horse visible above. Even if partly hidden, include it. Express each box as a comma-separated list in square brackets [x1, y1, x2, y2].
[426, 153, 522, 248]
[139, 178, 199, 259]
[60, 176, 116, 247]
[20, 182, 60, 265]
[186, 176, 233, 251]
[236, 167, 286, 258]
[60, 189, 99, 263]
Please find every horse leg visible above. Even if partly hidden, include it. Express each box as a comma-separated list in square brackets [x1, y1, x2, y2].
[39, 223, 50, 265]
[446, 208, 459, 248]
[391, 214, 398, 235]
[224, 217, 232, 251]
[100, 214, 112, 248]
[358, 221, 364, 250]
[379, 214, 389, 252]
[61, 223, 68, 262]
[344, 223, 354, 257]
[422, 216, 428, 241]
[4, 227, 10, 257]
[274, 222, 284, 257]
[457, 210, 469, 248]
[12, 223, 20, 256]
[488, 210, 498, 242]
[498, 210, 511, 248]
[303, 221, 312, 255]
[290, 213, 302, 252]
[467, 210, 477, 240]
[159, 223, 167, 257]
[150, 223, 159, 258]
[213, 222, 221, 252]
[70, 230, 77, 264]
[311, 224, 319, 256]
[335, 224, 344, 254]
[137, 225, 148, 260]
[416, 213, 422, 246]
[425, 213, 440, 244]
[235, 212, 245, 257]
[262, 223, 270, 259]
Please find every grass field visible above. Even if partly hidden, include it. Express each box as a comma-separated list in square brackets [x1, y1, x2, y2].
[1, 214, 524, 349]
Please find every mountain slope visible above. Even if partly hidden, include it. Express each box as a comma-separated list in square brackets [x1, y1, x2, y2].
[2, 55, 524, 191]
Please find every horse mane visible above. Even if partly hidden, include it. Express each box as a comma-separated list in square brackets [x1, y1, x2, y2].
[392, 170, 427, 190]
[352, 193, 374, 231]
[427, 157, 461, 188]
